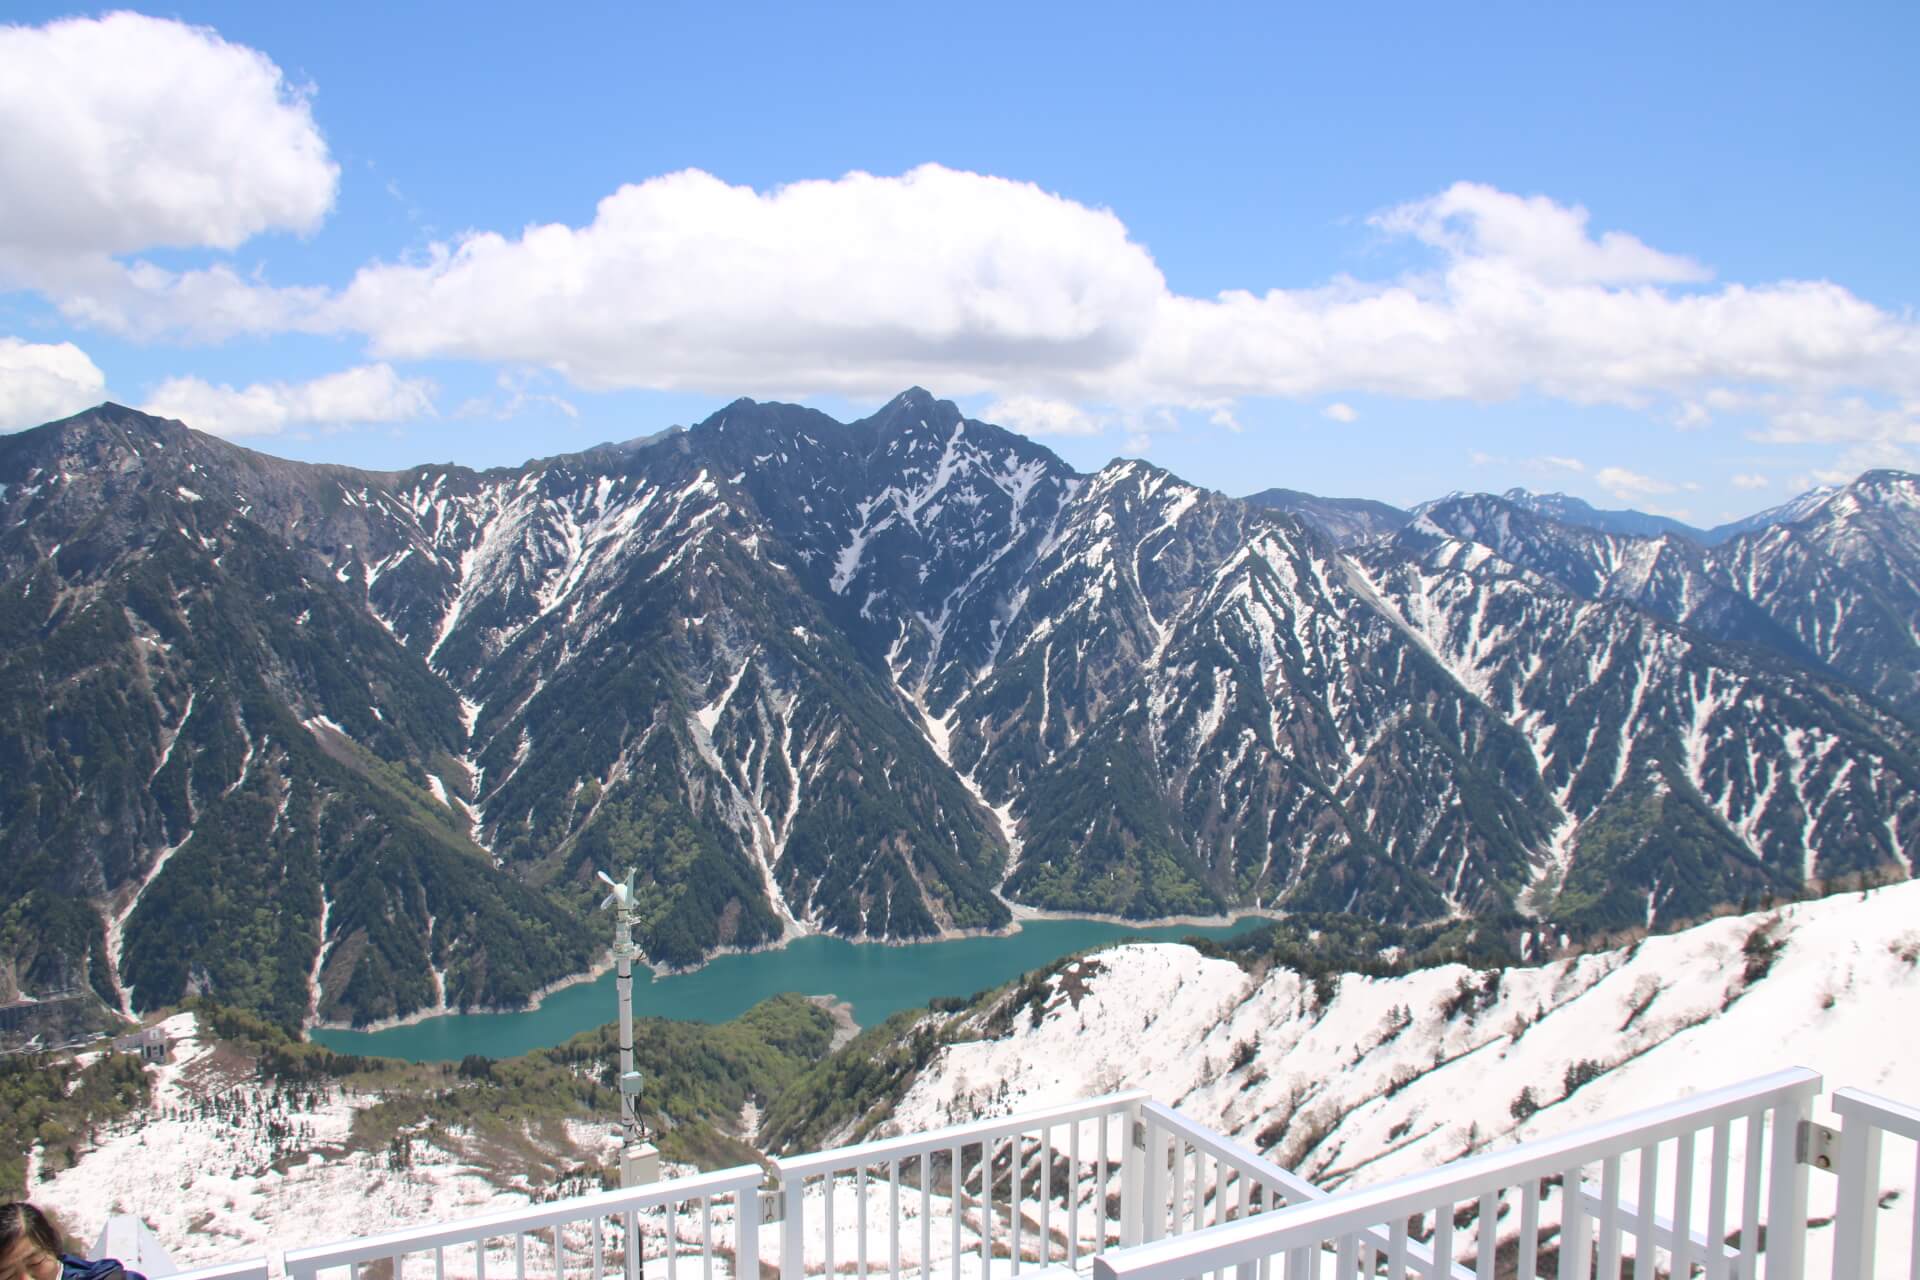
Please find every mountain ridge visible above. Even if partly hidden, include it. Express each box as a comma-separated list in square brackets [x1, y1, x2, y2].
[2, 398, 1915, 1028]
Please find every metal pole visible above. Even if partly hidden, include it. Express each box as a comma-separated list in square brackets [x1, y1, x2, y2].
[607, 881, 658, 1189]
[617, 930, 635, 1144]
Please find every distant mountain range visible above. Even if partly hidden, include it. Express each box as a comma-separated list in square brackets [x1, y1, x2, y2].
[1250, 482, 1848, 547]
[2, 394, 1914, 1028]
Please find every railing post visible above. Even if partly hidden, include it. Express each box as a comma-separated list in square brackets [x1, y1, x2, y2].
[1121, 1101, 1146, 1248]
[1829, 1095, 1883, 1280]
[737, 1179, 762, 1280]
[1764, 1093, 1810, 1280]
[779, 1166, 804, 1280]
[1557, 1172, 1590, 1280]
[1145, 1123, 1170, 1244]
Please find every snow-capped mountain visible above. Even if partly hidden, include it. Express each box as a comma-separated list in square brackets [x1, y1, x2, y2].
[1477, 489, 1705, 542]
[2, 396, 1915, 1028]
[1242, 488, 1410, 546]
[1705, 471, 1920, 714]
[1704, 483, 1842, 544]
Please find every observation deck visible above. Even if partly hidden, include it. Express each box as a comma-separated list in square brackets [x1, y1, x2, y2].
[154, 1068, 1915, 1280]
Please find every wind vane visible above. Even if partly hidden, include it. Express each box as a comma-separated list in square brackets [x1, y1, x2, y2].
[597, 867, 659, 1186]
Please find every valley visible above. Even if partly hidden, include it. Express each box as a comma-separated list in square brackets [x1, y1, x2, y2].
[17, 881, 1915, 1273]
[1, 391, 1916, 1034]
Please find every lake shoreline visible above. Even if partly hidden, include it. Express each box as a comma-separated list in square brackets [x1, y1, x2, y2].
[308, 955, 619, 1036]
[307, 912, 1276, 1061]
[308, 908, 1279, 1039]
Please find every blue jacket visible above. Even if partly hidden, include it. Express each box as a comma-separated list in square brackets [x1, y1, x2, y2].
[63, 1256, 148, 1280]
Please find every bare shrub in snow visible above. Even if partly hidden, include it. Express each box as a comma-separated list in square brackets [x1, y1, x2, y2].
[1890, 932, 1920, 967]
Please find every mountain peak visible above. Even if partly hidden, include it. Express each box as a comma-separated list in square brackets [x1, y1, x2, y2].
[854, 388, 968, 447]
[1, 402, 199, 482]
[39, 401, 183, 437]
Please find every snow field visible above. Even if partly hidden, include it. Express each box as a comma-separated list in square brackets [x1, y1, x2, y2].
[883, 884, 1920, 1274]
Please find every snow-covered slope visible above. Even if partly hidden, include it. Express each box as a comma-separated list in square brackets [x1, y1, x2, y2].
[31, 1013, 582, 1268]
[879, 883, 1920, 1262]
[36, 887, 1920, 1275]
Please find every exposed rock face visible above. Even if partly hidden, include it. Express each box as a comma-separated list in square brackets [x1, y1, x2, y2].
[2, 397, 1914, 1026]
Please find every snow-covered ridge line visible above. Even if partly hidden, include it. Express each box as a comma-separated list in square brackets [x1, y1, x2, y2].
[886, 880, 1920, 1214]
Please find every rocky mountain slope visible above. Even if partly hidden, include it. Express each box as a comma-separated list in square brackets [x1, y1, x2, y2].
[1242, 488, 1408, 545]
[2, 396, 1915, 1027]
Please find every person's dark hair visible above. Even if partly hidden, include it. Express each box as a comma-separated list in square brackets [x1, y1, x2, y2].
[0, 1203, 64, 1259]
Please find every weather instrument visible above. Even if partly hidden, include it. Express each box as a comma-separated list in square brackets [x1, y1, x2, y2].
[597, 867, 658, 1186]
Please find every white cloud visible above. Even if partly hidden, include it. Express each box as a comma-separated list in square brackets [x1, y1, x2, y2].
[0, 338, 107, 430]
[1731, 473, 1770, 490]
[455, 369, 579, 422]
[8, 131, 1919, 477]
[320, 168, 1916, 429]
[1367, 183, 1709, 286]
[330, 165, 1164, 397]
[1747, 396, 1920, 447]
[981, 394, 1105, 437]
[0, 12, 336, 258]
[36, 258, 333, 343]
[1322, 402, 1358, 423]
[141, 363, 433, 437]
[1595, 466, 1679, 499]
[1468, 450, 1583, 475]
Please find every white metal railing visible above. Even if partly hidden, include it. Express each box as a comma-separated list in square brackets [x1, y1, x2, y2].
[1831, 1087, 1920, 1280]
[1091, 1067, 1821, 1280]
[248, 1065, 1920, 1280]
[1140, 1101, 1467, 1280]
[282, 1165, 764, 1280]
[171, 1261, 272, 1280]
[772, 1090, 1148, 1280]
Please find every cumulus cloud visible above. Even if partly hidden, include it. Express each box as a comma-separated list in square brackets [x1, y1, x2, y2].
[5, 100, 1917, 479]
[1368, 183, 1709, 286]
[1596, 466, 1680, 499]
[1322, 402, 1358, 423]
[328, 166, 1164, 397]
[141, 363, 433, 437]
[0, 338, 108, 430]
[982, 394, 1105, 437]
[1731, 473, 1770, 490]
[0, 12, 336, 257]
[28, 257, 333, 343]
[312, 170, 1917, 445]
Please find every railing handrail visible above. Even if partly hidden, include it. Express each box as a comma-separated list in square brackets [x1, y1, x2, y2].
[1832, 1086, 1920, 1141]
[1093, 1066, 1820, 1280]
[170, 1261, 271, 1280]
[283, 1164, 764, 1272]
[1831, 1085, 1920, 1280]
[1139, 1099, 1325, 1206]
[774, 1088, 1149, 1177]
[1143, 1097, 1471, 1279]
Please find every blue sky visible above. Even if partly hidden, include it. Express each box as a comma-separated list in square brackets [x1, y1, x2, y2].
[1, 3, 1915, 523]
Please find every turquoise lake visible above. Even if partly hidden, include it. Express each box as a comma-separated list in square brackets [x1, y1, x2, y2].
[310, 915, 1270, 1062]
